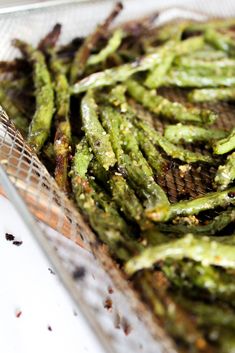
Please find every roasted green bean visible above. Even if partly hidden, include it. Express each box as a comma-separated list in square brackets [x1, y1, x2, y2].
[146, 187, 235, 222]
[13, 39, 54, 152]
[214, 128, 235, 155]
[164, 124, 228, 144]
[135, 119, 214, 164]
[126, 79, 217, 125]
[189, 87, 235, 103]
[81, 91, 116, 170]
[70, 2, 123, 83]
[125, 234, 235, 275]
[215, 152, 235, 190]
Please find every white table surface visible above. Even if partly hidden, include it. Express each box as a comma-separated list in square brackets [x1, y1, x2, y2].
[0, 194, 104, 353]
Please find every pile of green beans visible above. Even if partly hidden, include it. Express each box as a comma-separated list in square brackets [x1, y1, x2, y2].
[1, 4, 235, 352]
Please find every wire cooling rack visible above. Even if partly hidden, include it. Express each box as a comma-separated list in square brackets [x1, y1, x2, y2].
[0, 1, 235, 353]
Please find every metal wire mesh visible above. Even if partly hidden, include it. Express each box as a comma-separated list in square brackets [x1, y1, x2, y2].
[0, 1, 235, 353]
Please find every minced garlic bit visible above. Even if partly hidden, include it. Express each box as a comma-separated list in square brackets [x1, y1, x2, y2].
[179, 164, 192, 178]
[173, 215, 199, 226]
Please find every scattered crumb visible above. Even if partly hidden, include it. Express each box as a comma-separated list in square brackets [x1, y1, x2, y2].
[47, 325, 52, 331]
[15, 309, 22, 318]
[13, 241, 23, 246]
[93, 307, 100, 314]
[5, 233, 15, 241]
[108, 286, 113, 294]
[121, 317, 132, 336]
[72, 266, 86, 280]
[48, 268, 56, 275]
[114, 312, 121, 329]
[209, 329, 219, 341]
[141, 239, 147, 246]
[5, 233, 23, 246]
[196, 338, 207, 350]
[73, 309, 78, 316]
[104, 297, 112, 311]
[179, 164, 192, 178]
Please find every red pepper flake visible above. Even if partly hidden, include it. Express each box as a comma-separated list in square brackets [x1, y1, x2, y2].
[13, 241, 23, 247]
[47, 325, 52, 331]
[15, 310, 22, 318]
[5, 233, 15, 241]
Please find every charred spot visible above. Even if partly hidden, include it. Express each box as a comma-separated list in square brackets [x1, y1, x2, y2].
[38, 23, 62, 52]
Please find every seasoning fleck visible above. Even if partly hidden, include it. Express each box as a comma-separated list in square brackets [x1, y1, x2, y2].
[5, 233, 15, 241]
[73, 309, 78, 316]
[13, 241, 23, 246]
[48, 268, 56, 275]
